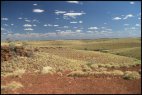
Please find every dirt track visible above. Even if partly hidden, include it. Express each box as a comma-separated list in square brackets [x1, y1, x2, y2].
[1, 72, 141, 94]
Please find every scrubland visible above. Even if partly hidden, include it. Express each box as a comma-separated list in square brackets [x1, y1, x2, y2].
[1, 38, 141, 94]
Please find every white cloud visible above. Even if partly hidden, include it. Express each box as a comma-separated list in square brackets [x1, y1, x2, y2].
[25, 20, 31, 22]
[13, 33, 49, 38]
[24, 28, 34, 31]
[131, 27, 136, 30]
[104, 23, 107, 24]
[64, 12, 85, 18]
[105, 29, 112, 31]
[1, 27, 5, 31]
[11, 24, 14, 26]
[113, 17, 121, 20]
[123, 14, 134, 19]
[33, 9, 44, 13]
[124, 27, 138, 31]
[100, 31, 108, 33]
[47, 24, 52, 26]
[1, 18, 8, 21]
[3, 24, 8, 26]
[79, 21, 83, 23]
[2, 33, 7, 35]
[101, 27, 106, 29]
[55, 10, 66, 15]
[138, 17, 141, 20]
[33, 3, 38, 6]
[33, 24, 37, 27]
[76, 30, 82, 32]
[1, 27, 11, 33]
[33, 19, 40, 23]
[23, 24, 32, 27]
[70, 21, 78, 23]
[44, 24, 48, 27]
[58, 30, 84, 36]
[63, 26, 69, 28]
[46, 32, 56, 36]
[136, 24, 140, 27]
[66, 1, 79, 4]
[87, 31, 93, 33]
[124, 24, 129, 26]
[18, 17, 22, 20]
[59, 31, 75, 35]
[130, 2, 135, 4]
[54, 25, 59, 27]
[88, 27, 98, 30]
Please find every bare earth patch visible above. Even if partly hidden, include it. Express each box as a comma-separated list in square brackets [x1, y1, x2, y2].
[1, 72, 141, 94]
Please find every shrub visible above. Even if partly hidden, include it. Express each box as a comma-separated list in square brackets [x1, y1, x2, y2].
[95, 67, 107, 72]
[67, 71, 88, 77]
[3, 81, 23, 90]
[111, 70, 124, 76]
[41, 66, 55, 74]
[12, 69, 26, 78]
[84, 48, 88, 50]
[123, 71, 141, 80]
[26, 50, 34, 57]
[9, 42, 15, 51]
[22, 42, 28, 47]
[81, 65, 92, 72]
[3, 69, 26, 78]
[102, 50, 109, 53]
[90, 64, 99, 69]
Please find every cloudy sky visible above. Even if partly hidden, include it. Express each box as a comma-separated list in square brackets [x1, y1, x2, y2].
[1, 1, 141, 40]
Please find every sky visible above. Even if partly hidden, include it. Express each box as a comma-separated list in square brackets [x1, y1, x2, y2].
[1, 1, 141, 40]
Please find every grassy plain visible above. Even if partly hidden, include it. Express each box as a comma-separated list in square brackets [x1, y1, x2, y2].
[1, 37, 141, 94]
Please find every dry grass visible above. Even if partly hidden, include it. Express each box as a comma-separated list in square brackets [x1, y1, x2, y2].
[123, 71, 141, 80]
[1, 52, 87, 75]
[111, 70, 124, 75]
[67, 71, 89, 77]
[40, 66, 55, 74]
[1, 38, 141, 77]
[2, 81, 23, 91]
[2, 69, 26, 78]
[1, 47, 141, 77]
[67, 69, 124, 77]
[109, 47, 141, 60]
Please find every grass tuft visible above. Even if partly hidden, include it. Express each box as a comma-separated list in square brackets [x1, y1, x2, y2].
[123, 71, 141, 80]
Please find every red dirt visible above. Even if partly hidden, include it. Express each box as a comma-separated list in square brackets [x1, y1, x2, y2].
[1, 72, 141, 94]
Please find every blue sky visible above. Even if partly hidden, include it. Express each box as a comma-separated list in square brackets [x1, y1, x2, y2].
[1, 1, 141, 40]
